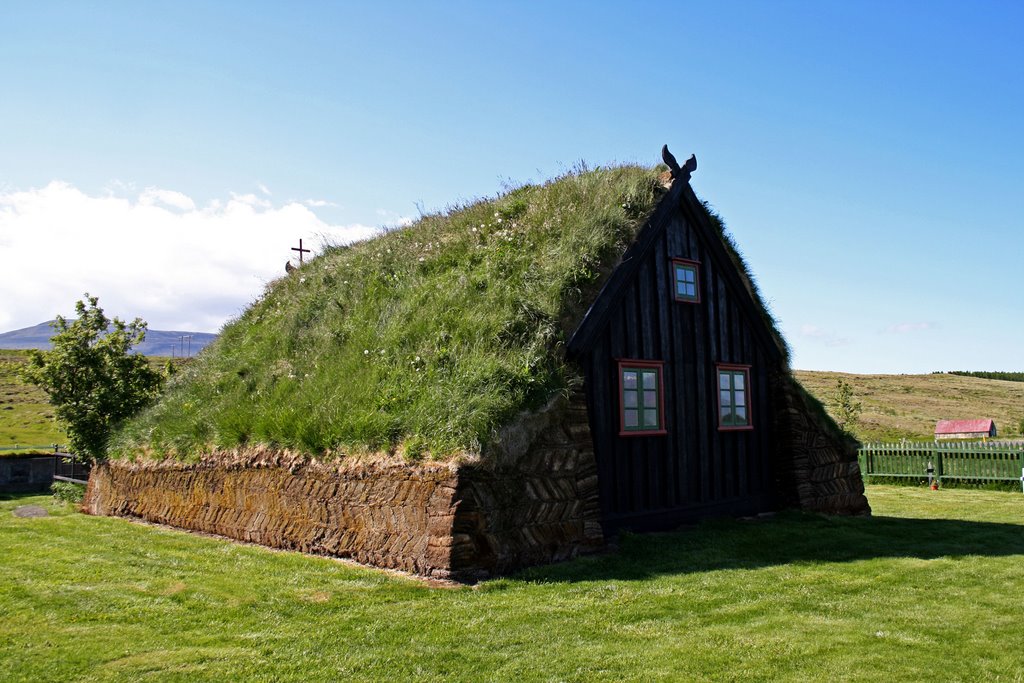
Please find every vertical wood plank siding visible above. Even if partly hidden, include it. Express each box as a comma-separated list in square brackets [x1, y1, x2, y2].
[582, 209, 777, 531]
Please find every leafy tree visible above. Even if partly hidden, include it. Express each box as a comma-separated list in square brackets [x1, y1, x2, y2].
[22, 295, 163, 460]
[831, 378, 863, 433]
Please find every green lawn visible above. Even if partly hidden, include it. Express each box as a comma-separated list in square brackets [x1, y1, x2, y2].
[3, 485, 1024, 681]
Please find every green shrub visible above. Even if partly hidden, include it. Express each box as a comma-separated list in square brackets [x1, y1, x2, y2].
[51, 481, 85, 505]
[22, 295, 163, 459]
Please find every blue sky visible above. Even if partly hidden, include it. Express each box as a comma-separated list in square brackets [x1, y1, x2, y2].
[1, 1, 1021, 373]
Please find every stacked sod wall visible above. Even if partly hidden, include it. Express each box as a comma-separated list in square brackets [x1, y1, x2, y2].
[771, 373, 871, 515]
[85, 395, 604, 580]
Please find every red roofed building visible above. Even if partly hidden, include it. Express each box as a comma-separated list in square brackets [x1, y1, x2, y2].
[935, 419, 997, 440]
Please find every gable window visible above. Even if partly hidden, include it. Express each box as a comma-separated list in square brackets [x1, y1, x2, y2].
[618, 360, 666, 436]
[671, 259, 700, 303]
[717, 364, 752, 430]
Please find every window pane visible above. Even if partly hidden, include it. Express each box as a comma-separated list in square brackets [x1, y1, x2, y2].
[643, 409, 658, 428]
[720, 390, 731, 407]
[623, 371, 637, 389]
[624, 390, 638, 408]
[736, 406, 747, 423]
[624, 409, 639, 428]
[720, 373, 731, 390]
[734, 373, 745, 390]
[643, 390, 657, 408]
[642, 371, 657, 389]
[721, 406, 732, 423]
[675, 265, 698, 300]
[735, 390, 745, 408]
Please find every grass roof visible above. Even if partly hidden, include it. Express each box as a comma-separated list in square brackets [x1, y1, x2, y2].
[114, 165, 667, 461]
[114, 162, 795, 463]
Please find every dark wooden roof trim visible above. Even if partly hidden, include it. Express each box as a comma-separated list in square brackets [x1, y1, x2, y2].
[675, 182, 788, 362]
[566, 179, 686, 355]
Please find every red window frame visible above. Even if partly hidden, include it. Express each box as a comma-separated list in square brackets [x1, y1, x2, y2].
[671, 258, 701, 303]
[716, 363, 753, 431]
[617, 359, 667, 437]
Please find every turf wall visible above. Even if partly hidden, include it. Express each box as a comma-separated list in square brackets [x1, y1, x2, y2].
[772, 373, 872, 515]
[84, 395, 605, 581]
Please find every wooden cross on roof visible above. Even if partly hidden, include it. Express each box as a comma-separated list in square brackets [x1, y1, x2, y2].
[291, 238, 311, 265]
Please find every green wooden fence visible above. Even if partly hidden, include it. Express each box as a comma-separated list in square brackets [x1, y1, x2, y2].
[859, 441, 1024, 486]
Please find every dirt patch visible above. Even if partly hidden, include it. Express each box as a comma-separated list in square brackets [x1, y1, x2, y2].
[13, 505, 49, 518]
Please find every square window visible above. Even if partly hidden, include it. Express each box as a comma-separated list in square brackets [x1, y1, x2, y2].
[672, 259, 701, 303]
[618, 360, 666, 436]
[717, 365, 752, 430]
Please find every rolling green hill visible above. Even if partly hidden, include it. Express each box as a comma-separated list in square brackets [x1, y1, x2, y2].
[794, 370, 1024, 442]
[0, 351, 181, 454]
[0, 350, 64, 452]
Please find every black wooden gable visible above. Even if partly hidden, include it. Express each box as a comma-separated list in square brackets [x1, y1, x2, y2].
[566, 151, 791, 530]
[567, 157, 786, 363]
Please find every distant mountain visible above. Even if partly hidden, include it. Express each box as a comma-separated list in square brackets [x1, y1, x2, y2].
[0, 320, 217, 357]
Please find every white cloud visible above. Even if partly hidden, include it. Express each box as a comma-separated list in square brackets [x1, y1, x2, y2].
[0, 181, 378, 333]
[799, 324, 849, 347]
[229, 192, 272, 209]
[138, 187, 196, 211]
[303, 199, 337, 208]
[886, 322, 935, 334]
[257, 183, 272, 196]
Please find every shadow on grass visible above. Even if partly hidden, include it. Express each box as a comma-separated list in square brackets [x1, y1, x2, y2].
[516, 511, 1024, 584]
[0, 491, 49, 503]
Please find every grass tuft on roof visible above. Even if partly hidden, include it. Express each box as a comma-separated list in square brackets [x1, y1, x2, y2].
[113, 165, 666, 461]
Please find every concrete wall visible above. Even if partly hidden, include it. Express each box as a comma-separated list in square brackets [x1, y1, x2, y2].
[0, 455, 55, 493]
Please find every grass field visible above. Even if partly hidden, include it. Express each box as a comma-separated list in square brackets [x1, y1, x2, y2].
[3, 485, 1024, 681]
[0, 350, 64, 451]
[0, 352, 184, 454]
[794, 370, 1024, 442]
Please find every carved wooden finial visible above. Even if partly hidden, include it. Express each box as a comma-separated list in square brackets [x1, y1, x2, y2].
[661, 145, 697, 181]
